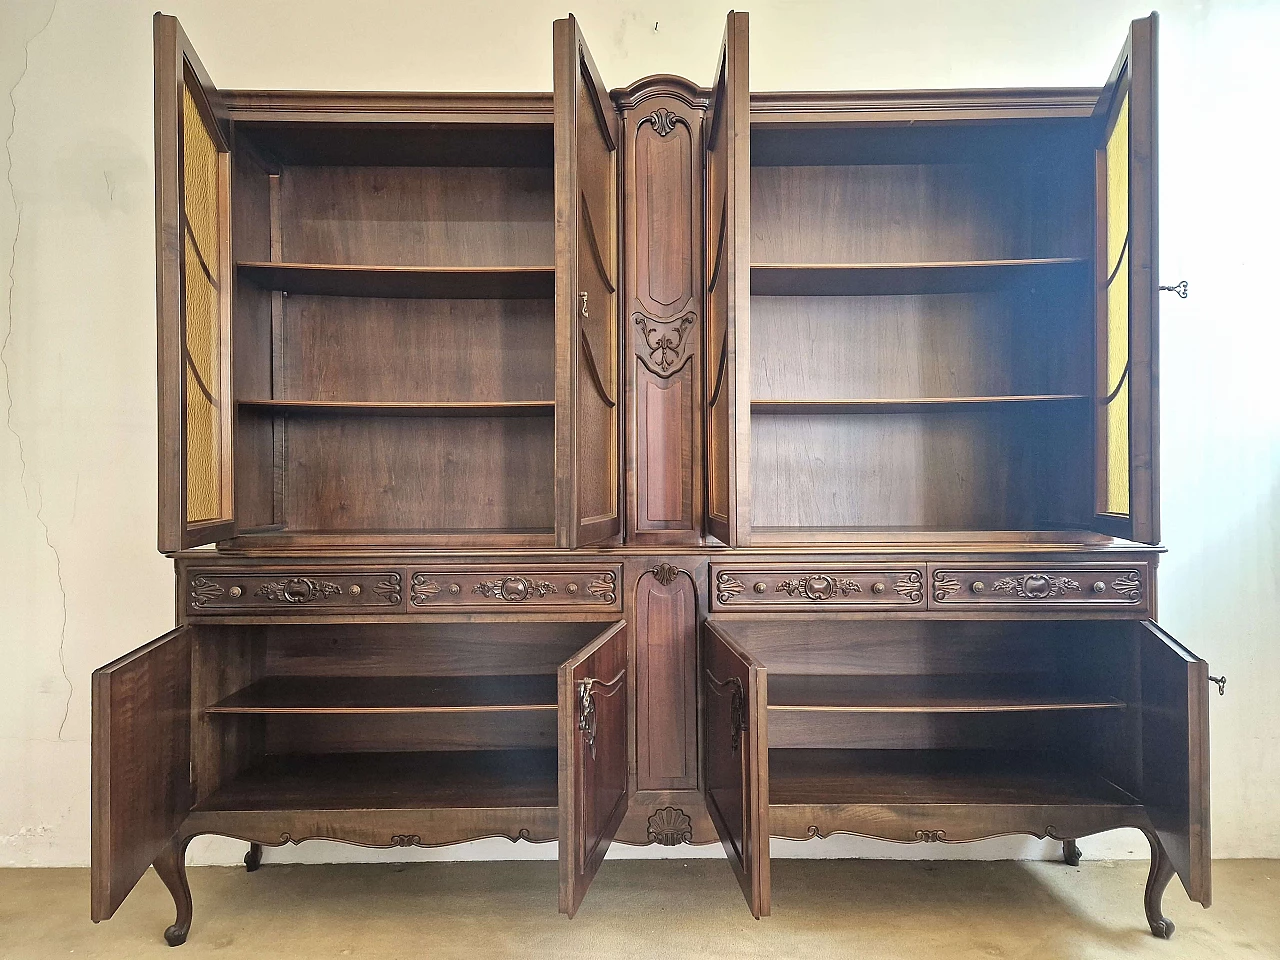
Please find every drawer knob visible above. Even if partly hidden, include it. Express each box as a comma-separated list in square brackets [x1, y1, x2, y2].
[567, 583, 578, 595]
[872, 582, 885, 595]
[449, 583, 461, 596]
[754, 582, 767, 594]
[228, 586, 242, 598]
[971, 581, 986, 594]
[1093, 581, 1106, 594]
[349, 584, 362, 597]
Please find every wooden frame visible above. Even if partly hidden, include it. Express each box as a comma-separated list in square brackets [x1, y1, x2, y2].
[155, 13, 235, 551]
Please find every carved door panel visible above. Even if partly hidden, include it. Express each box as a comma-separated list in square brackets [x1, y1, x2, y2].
[1139, 620, 1211, 905]
[1092, 14, 1159, 544]
[703, 11, 750, 546]
[559, 620, 629, 916]
[554, 16, 621, 548]
[155, 14, 235, 551]
[702, 621, 769, 917]
[622, 83, 706, 544]
[92, 627, 193, 922]
[635, 563, 699, 790]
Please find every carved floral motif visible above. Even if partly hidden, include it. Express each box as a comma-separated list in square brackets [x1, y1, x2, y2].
[634, 312, 696, 376]
[991, 574, 1081, 599]
[255, 578, 342, 604]
[776, 575, 861, 601]
[473, 577, 557, 602]
[914, 830, 947, 843]
[189, 576, 225, 608]
[647, 807, 693, 845]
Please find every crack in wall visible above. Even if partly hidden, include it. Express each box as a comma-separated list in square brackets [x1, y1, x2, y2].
[3, 1, 71, 741]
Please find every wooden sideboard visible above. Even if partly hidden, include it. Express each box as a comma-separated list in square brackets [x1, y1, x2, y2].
[91, 9, 1213, 947]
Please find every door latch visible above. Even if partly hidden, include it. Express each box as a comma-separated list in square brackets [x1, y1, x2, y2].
[1208, 674, 1226, 696]
[1159, 280, 1188, 298]
[579, 291, 589, 318]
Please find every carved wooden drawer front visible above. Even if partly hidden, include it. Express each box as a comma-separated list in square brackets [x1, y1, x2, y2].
[927, 564, 1150, 613]
[710, 565, 926, 612]
[186, 569, 406, 614]
[405, 566, 623, 611]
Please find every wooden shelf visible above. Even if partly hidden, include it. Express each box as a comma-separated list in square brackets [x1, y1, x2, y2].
[207, 676, 558, 715]
[237, 261, 555, 299]
[768, 749, 1139, 807]
[751, 395, 1088, 415]
[238, 400, 554, 418]
[768, 675, 1124, 714]
[192, 749, 559, 812]
[751, 259, 1088, 296]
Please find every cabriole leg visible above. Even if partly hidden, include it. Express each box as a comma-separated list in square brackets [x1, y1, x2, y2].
[152, 836, 194, 947]
[244, 843, 262, 872]
[1062, 839, 1081, 866]
[1143, 831, 1177, 939]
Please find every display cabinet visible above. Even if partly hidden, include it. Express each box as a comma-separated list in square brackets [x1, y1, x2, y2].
[91, 9, 1213, 947]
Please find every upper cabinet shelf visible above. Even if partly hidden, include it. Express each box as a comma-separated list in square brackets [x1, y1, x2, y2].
[751, 258, 1089, 297]
[751, 395, 1088, 415]
[238, 399, 554, 418]
[237, 262, 555, 300]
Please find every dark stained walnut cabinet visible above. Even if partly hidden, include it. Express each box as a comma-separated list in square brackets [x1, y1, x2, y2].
[92, 9, 1213, 947]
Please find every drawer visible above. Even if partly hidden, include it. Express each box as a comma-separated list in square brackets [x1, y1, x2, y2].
[405, 565, 623, 611]
[927, 563, 1150, 613]
[186, 568, 406, 614]
[710, 565, 926, 612]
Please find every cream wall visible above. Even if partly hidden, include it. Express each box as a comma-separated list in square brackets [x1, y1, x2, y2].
[2, 0, 1277, 871]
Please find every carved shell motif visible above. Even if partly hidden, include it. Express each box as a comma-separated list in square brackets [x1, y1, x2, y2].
[646, 807, 693, 846]
[410, 574, 441, 606]
[650, 563, 683, 587]
[189, 576, 224, 608]
[373, 573, 402, 605]
[587, 572, 616, 603]
[932, 573, 961, 601]
[1111, 572, 1143, 601]
[716, 573, 745, 603]
[894, 572, 924, 603]
[646, 107, 679, 137]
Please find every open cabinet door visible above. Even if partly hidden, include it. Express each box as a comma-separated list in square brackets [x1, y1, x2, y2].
[558, 621, 629, 916]
[91, 628, 193, 922]
[704, 12, 750, 546]
[702, 621, 769, 917]
[1093, 14, 1159, 544]
[554, 16, 621, 548]
[155, 14, 235, 552]
[1140, 621, 1211, 906]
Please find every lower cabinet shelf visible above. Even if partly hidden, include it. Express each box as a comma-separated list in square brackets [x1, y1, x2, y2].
[192, 749, 559, 813]
[767, 749, 1139, 808]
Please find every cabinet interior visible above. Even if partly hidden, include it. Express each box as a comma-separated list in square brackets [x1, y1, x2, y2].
[749, 120, 1097, 536]
[230, 122, 558, 542]
[716, 618, 1143, 805]
[191, 621, 607, 813]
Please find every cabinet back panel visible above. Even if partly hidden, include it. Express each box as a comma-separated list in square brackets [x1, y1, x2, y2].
[279, 296, 553, 402]
[750, 405, 1090, 530]
[751, 161, 1090, 264]
[280, 166, 554, 267]
[752, 291, 1090, 400]
[770, 710, 1097, 751]
[259, 623, 600, 677]
[278, 414, 554, 532]
[241, 122, 553, 168]
[264, 713, 557, 753]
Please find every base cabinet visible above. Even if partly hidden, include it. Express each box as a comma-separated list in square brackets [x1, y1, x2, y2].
[91, 620, 630, 941]
[701, 618, 1212, 934]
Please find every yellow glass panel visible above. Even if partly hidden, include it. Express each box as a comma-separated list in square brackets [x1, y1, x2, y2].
[1103, 94, 1130, 516]
[182, 83, 223, 524]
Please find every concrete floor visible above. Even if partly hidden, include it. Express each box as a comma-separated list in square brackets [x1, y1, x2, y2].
[1, 859, 1276, 959]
